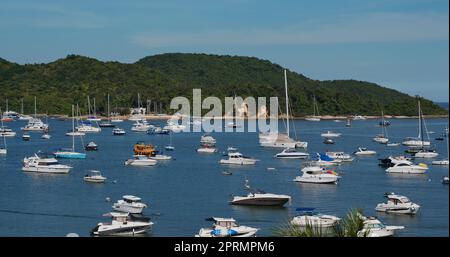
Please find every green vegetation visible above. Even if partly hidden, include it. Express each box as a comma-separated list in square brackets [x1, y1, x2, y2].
[0, 53, 446, 116]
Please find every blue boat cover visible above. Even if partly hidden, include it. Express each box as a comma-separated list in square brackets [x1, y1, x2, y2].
[319, 153, 334, 161]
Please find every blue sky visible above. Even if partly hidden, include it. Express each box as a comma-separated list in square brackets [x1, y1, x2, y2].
[1, 0, 448, 101]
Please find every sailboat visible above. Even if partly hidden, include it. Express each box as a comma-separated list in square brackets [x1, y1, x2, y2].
[412, 100, 438, 158]
[402, 100, 431, 147]
[18, 98, 33, 121]
[165, 131, 175, 151]
[87, 96, 101, 121]
[0, 107, 16, 137]
[129, 93, 145, 121]
[373, 111, 389, 144]
[99, 94, 115, 127]
[0, 134, 6, 154]
[1, 99, 17, 122]
[259, 70, 308, 149]
[432, 126, 449, 165]
[305, 95, 320, 121]
[21, 97, 49, 132]
[226, 93, 242, 128]
[54, 105, 87, 159]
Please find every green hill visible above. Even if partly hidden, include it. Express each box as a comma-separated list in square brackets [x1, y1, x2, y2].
[0, 53, 446, 116]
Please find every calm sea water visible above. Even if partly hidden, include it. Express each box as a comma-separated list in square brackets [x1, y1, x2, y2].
[0, 118, 448, 237]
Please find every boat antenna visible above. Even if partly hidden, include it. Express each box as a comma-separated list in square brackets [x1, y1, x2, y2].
[284, 70, 289, 137]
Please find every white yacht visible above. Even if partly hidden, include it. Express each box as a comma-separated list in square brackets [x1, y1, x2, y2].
[373, 134, 389, 144]
[325, 151, 354, 162]
[274, 148, 309, 159]
[293, 166, 340, 184]
[290, 208, 340, 227]
[0, 127, 16, 137]
[220, 152, 257, 165]
[305, 95, 321, 121]
[21, 118, 49, 132]
[125, 155, 157, 166]
[76, 122, 101, 133]
[229, 189, 291, 206]
[259, 70, 308, 149]
[84, 170, 107, 183]
[91, 212, 153, 236]
[131, 120, 153, 132]
[22, 153, 72, 174]
[358, 216, 404, 237]
[321, 131, 341, 138]
[197, 134, 218, 153]
[200, 134, 216, 145]
[354, 147, 376, 156]
[375, 193, 420, 215]
[112, 195, 147, 214]
[386, 160, 428, 174]
[196, 217, 258, 237]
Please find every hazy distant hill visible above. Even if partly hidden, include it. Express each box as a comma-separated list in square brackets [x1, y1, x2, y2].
[435, 102, 449, 110]
[0, 53, 447, 116]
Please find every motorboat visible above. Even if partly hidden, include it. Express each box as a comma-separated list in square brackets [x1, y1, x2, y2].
[385, 161, 428, 174]
[76, 122, 101, 133]
[22, 134, 31, 141]
[229, 188, 291, 206]
[198, 134, 218, 153]
[293, 166, 340, 184]
[432, 159, 449, 165]
[354, 147, 376, 156]
[226, 121, 241, 128]
[323, 138, 335, 144]
[99, 121, 115, 128]
[274, 148, 309, 159]
[91, 212, 153, 236]
[220, 152, 257, 165]
[0, 135, 6, 154]
[387, 142, 400, 147]
[163, 120, 186, 133]
[21, 118, 49, 132]
[200, 134, 216, 145]
[290, 208, 340, 227]
[41, 133, 51, 139]
[198, 146, 217, 153]
[375, 193, 420, 215]
[378, 156, 412, 168]
[131, 120, 153, 132]
[112, 195, 147, 214]
[259, 70, 308, 149]
[111, 118, 124, 123]
[196, 217, 258, 237]
[358, 216, 404, 237]
[0, 127, 16, 137]
[147, 127, 170, 135]
[413, 149, 438, 158]
[402, 137, 430, 147]
[22, 153, 72, 174]
[112, 127, 126, 135]
[85, 141, 98, 151]
[150, 153, 172, 160]
[66, 131, 85, 136]
[125, 155, 157, 166]
[443, 176, 449, 184]
[84, 170, 107, 183]
[133, 142, 157, 156]
[165, 145, 175, 151]
[305, 116, 320, 122]
[325, 151, 354, 162]
[321, 131, 341, 138]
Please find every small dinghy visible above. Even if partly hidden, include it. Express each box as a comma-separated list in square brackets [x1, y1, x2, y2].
[85, 141, 98, 151]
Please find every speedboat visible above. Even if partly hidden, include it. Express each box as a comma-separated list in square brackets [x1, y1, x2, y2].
[125, 155, 157, 166]
[413, 149, 439, 158]
[22, 134, 31, 141]
[385, 161, 428, 174]
[354, 147, 376, 156]
[290, 208, 340, 227]
[325, 152, 354, 162]
[0, 127, 16, 137]
[323, 138, 335, 144]
[22, 153, 72, 174]
[91, 212, 153, 236]
[131, 120, 153, 132]
[196, 217, 258, 237]
[358, 216, 404, 237]
[84, 170, 107, 183]
[321, 131, 341, 138]
[274, 148, 309, 159]
[200, 134, 216, 145]
[432, 159, 449, 165]
[112, 195, 147, 214]
[98, 121, 115, 128]
[112, 127, 126, 135]
[375, 193, 420, 215]
[378, 156, 412, 168]
[293, 166, 340, 184]
[229, 189, 291, 206]
[219, 152, 257, 165]
[165, 145, 175, 151]
[85, 141, 98, 151]
[111, 118, 124, 123]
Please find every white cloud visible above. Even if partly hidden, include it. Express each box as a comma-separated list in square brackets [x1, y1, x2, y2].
[132, 12, 449, 47]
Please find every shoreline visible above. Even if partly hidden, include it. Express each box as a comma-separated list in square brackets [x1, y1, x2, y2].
[43, 114, 449, 120]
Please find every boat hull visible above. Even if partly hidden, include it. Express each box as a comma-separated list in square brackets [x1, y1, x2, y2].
[54, 152, 86, 159]
[230, 197, 289, 206]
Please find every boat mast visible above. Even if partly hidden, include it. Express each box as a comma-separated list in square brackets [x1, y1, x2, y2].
[72, 105, 75, 152]
[419, 100, 424, 149]
[21, 98, 24, 115]
[107, 93, 110, 121]
[284, 69, 289, 137]
[93, 98, 97, 117]
[87, 96, 91, 117]
[34, 96, 37, 118]
[5, 99, 8, 112]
